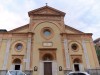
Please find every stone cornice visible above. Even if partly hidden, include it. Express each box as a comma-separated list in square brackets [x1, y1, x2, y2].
[9, 24, 29, 32]
[60, 33, 92, 36]
[28, 5, 65, 17]
[0, 32, 34, 34]
[0, 32, 34, 38]
[31, 14, 63, 16]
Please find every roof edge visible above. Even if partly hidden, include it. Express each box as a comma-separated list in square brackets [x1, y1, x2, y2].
[9, 24, 29, 32]
[65, 25, 84, 33]
[28, 5, 66, 17]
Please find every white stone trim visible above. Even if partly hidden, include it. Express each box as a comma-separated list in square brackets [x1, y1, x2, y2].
[52, 61, 58, 75]
[79, 64, 84, 71]
[26, 38, 31, 70]
[73, 63, 83, 71]
[82, 40, 90, 69]
[2, 39, 11, 70]
[63, 39, 70, 69]
[39, 61, 44, 75]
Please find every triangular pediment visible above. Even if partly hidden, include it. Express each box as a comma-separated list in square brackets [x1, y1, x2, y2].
[65, 25, 83, 33]
[28, 5, 65, 16]
[9, 24, 29, 33]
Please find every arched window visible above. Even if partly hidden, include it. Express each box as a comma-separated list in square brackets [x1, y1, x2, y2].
[73, 58, 81, 63]
[13, 58, 21, 63]
[73, 58, 82, 71]
[13, 58, 21, 70]
[42, 53, 53, 61]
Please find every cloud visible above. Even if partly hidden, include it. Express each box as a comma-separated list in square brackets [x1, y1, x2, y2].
[0, 0, 38, 30]
[0, 0, 100, 39]
[0, 4, 27, 30]
[59, 0, 100, 40]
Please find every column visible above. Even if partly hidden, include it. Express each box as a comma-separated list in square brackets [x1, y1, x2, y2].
[26, 38, 31, 70]
[82, 40, 90, 69]
[63, 39, 70, 69]
[2, 39, 11, 70]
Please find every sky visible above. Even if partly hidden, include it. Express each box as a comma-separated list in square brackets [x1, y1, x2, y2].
[0, 0, 100, 40]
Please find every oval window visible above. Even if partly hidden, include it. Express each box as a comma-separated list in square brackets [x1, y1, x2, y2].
[43, 29, 51, 37]
[71, 43, 78, 51]
[15, 43, 23, 50]
[41, 27, 54, 40]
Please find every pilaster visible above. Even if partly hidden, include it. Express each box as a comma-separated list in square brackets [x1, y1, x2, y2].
[82, 40, 90, 69]
[63, 39, 71, 69]
[26, 33, 33, 70]
[2, 39, 11, 70]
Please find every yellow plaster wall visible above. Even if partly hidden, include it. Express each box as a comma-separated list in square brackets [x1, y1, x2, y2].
[0, 37, 28, 70]
[85, 40, 96, 68]
[0, 39, 7, 70]
[33, 22, 64, 75]
[68, 40, 87, 70]
[10, 39, 27, 55]
[65, 29, 76, 33]
[65, 28, 80, 34]
[11, 27, 29, 33]
[8, 39, 27, 70]
[16, 28, 28, 33]
[68, 40, 83, 54]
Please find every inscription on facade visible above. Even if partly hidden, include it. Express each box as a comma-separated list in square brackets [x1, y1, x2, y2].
[43, 42, 53, 47]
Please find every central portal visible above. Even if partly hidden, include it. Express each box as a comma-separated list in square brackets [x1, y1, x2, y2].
[44, 62, 52, 75]
[40, 53, 55, 75]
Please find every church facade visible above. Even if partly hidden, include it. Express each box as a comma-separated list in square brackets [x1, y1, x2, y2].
[0, 5, 99, 75]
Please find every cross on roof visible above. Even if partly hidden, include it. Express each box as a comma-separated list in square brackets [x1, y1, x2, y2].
[46, 3, 48, 6]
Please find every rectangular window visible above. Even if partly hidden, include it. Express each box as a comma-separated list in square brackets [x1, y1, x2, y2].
[15, 65, 20, 70]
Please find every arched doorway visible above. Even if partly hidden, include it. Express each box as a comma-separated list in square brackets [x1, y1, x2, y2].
[13, 58, 21, 70]
[73, 58, 82, 71]
[42, 53, 53, 75]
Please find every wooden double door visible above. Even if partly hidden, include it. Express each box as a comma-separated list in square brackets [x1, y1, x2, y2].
[44, 62, 52, 75]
